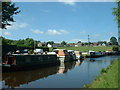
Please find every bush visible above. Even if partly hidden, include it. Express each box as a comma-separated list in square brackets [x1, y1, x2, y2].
[112, 46, 119, 51]
[101, 68, 107, 74]
[29, 49, 34, 54]
[39, 47, 49, 52]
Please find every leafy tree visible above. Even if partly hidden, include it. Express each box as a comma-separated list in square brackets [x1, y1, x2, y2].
[98, 41, 107, 45]
[103, 41, 107, 45]
[77, 41, 81, 43]
[24, 38, 34, 48]
[1, 37, 35, 48]
[47, 41, 54, 45]
[98, 41, 104, 45]
[0, 37, 7, 45]
[113, 1, 120, 45]
[112, 46, 119, 51]
[110, 37, 118, 45]
[0, 36, 14, 45]
[61, 41, 67, 45]
[84, 42, 88, 45]
[12, 39, 25, 47]
[1, 2, 20, 29]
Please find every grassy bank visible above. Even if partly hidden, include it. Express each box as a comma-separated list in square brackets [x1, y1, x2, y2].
[84, 59, 119, 88]
[57, 46, 113, 52]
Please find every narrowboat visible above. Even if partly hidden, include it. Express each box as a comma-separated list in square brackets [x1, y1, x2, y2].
[86, 52, 104, 58]
[67, 50, 77, 61]
[2, 54, 59, 72]
[53, 49, 71, 62]
[74, 51, 84, 60]
[57, 49, 71, 62]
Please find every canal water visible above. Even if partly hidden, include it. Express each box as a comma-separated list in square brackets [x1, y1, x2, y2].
[2, 55, 120, 88]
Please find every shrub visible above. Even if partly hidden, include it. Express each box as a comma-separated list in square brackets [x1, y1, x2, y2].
[29, 49, 34, 54]
[39, 47, 49, 52]
[101, 68, 107, 74]
[112, 46, 119, 51]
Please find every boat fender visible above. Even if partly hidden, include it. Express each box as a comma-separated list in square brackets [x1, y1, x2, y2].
[12, 56, 16, 64]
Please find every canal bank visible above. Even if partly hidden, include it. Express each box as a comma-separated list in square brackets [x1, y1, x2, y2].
[2, 56, 120, 88]
[84, 59, 119, 88]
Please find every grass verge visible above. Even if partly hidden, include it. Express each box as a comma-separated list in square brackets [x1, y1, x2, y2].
[84, 59, 119, 88]
[57, 46, 113, 52]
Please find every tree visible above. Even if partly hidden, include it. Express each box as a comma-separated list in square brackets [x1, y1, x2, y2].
[98, 41, 107, 45]
[112, 46, 119, 51]
[46, 41, 54, 45]
[12, 39, 25, 47]
[103, 41, 107, 45]
[77, 41, 81, 43]
[0, 36, 14, 45]
[98, 41, 104, 45]
[61, 41, 67, 46]
[24, 38, 34, 48]
[113, 1, 120, 45]
[84, 42, 88, 46]
[1, 2, 20, 29]
[110, 37, 118, 45]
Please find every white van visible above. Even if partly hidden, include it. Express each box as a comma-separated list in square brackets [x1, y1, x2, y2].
[34, 49, 43, 54]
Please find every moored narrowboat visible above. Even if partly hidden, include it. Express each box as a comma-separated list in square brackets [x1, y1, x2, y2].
[2, 54, 59, 72]
[53, 49, 72, 62]
[74, 51, 84, 60]
[86, 52, 104, 58]
[57, 49, 71, 62]
[67, 50, 77, 61]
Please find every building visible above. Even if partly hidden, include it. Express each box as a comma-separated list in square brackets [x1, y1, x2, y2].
[37, 42, 46, 47]
[47, 43, 52, 48]
[93, 43, 99, 46]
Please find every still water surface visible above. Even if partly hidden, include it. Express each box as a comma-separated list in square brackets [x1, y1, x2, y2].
[2, 56, 120, 88]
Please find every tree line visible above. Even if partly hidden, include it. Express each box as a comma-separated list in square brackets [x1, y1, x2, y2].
[0, 36, 119, 48]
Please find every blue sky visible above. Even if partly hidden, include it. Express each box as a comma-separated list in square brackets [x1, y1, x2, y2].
[1, 2, 118, 43]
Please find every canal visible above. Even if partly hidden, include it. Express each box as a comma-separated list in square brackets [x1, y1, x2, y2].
[2, 55, 120, 88]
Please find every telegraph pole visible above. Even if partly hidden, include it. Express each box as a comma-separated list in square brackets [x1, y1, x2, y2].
[88, 35, 90, 46]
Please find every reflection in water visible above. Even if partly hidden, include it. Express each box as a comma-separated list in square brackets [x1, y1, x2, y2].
[57, 62, 65, 74]
[2, 61, 77, 88]
[75, 60, 82, 67]
[3, 66, 59, 88]
[2, 56, 120, 88]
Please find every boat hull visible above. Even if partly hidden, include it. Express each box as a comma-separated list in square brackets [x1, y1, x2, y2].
[2, 54, 59, 72]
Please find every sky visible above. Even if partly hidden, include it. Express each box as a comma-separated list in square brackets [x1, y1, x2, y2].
[1, 2, 118, 43]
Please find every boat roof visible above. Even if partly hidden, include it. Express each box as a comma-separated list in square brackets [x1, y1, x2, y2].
[53, 49, 66, 51]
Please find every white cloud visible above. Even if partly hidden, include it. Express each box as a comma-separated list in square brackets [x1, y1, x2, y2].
[80, 30, 87, 34]
[47, 29, 61, 35]
[31, 29, 69, 35]
[3, 32, 11, 36]
[59, 29, 69, 34]
[11, 0, 116, 2]
[94, 34, 101, 37]
[107, 32, 117, 36]
[68, 38, 88, 43]
[5, 22, 28, 30]
[31, 29, 44, 34]
[58, 0, 77, 6]
[108, 32, 114, 35]
[46, 29, 69, 35]
[68, 39, 81, 42]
